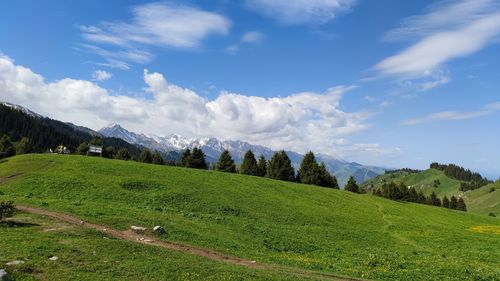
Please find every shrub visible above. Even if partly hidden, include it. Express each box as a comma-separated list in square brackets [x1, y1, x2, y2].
[0, 200, 15, 221]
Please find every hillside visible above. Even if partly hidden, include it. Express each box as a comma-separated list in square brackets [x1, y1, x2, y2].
[362, 169, 498, 216]
[0, 154, 498, 280]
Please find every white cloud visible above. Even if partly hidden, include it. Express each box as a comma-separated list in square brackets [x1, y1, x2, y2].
[78, 2, 231, 67]
[92, 70, 112, 81]
[241, 31, 264, 44]
[0, 54, 383, 158]
[245, 0, 356, 25]
[226, 31, 264, 55]
[375, 0, 500, 78]
[402, 102, 500, 125]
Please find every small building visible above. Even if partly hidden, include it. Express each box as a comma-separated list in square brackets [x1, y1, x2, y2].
[55, 145, 70, 154]
[88, 145, 103, 157]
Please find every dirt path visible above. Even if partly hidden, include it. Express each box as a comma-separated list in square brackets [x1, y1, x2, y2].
[0, 173, 22, 185]
[16, 205, 363, 281]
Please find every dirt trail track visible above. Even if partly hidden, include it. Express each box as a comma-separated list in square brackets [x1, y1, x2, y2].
[15, 205, 363, 281]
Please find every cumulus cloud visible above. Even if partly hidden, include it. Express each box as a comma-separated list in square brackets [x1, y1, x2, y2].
[375, 0, 500, 78]
[78, 2, 231, 68]
[402, 102, 500, 125]
[92, 70, 112, 81]
[245, 0, 356, 25]
[0, 54, 384, 157]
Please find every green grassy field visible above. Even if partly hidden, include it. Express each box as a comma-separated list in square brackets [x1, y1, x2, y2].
[0, 154, 499, 280]
[362, 169, 499, 216]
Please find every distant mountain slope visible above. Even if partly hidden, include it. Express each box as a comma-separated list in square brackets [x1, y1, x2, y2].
[99, 124, 386, 186]
[0, 102, 144, 158]
[363, 168, 498, 216]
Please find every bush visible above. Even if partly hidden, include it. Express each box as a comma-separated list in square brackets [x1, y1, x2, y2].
[0, 200, 15, 221]
[488, 212, 496, 217]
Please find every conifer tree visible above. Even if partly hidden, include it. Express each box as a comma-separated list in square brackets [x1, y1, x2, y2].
[450, 195, 458, 210]
[317, 162, 339, 189]
[266, 150, 295, 182]
[139, 148, 153, 163]
[16, 137, 31, 154]
[151, 152, 165, 165]
[457, 197, 467, 211]
[181, 149, 192, 167]
[257, 155, 267, 177]
[345, 176, 360, 193]
[427, 192, 441, 206]
[298, 151, 320, 185]
[442, 196, 450, 208]
[0, 134, 15, 158]
[240, 150, 259, 176]
[190, 147, 208, 169]
[115, 148, 131, 160]
[216, 150, 236, 173]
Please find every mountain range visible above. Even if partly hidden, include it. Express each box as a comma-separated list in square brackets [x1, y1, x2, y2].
[0, 101, 385, 186]
[98, 123, 386, 186]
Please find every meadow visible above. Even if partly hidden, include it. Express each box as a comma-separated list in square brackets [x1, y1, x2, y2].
[0, 154, 499, 280]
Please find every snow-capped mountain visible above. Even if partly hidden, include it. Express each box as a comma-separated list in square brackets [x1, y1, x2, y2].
[99, 123, 386, 186]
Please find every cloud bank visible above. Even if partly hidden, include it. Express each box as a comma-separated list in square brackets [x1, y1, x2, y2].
[0, 54, 390, 158]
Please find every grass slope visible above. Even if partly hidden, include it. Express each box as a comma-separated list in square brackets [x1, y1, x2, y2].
[0, 154, 499, 281]
[464, 182, 499, 216]
[362, 169, 498, 216]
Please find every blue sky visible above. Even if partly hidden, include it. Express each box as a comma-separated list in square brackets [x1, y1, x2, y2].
[1, 0, 500, 178]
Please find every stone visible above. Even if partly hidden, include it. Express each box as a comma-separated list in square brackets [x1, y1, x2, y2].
[0, 269, 10, 281]
[48, 256, 58, 261]
[5, 261, 24, 266]
[153, 225, 165, 234]
[130, 226, 147, 231]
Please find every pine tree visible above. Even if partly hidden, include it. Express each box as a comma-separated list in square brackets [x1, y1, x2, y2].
[190, 147, 208, 169]
[102, 146, 115, 158]
[240, 150, 259, 176]
[345, 176, 360, 193]
[151, 152, 165, 165]
[427, 192, 441, 206]
[76, 142, 89, 155]
[139, 148, 153, 163]
[0, 134, 16, 158]
[266, 151, 295, 182]
[216, 150, 236, 173]
[442, 196, 450, 208]
[181, 149, 192, 167]
[298, 151, 320, 185]
[457, 197, 467, 211]
[115, 148, 131, 160]
[317, 162, 339, 189]
[257, 155, 267, 177]
[16, 137, 31, 154]
[450, 195, 458, 210]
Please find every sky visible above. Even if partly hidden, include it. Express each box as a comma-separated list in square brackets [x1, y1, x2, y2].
[0, 0, 499, 178]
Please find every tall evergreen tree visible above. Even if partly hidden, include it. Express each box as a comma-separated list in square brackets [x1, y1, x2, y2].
[427, 192, 441, 206]
[266, 151, 295, 182]
[16, 137, 31, 154]
[151, 152, 165, 165]
[257, 155, 267, 177]
[190, 147, 208, 169]
[450, 195, 458, 210]
[0, 134, 15, 158]
[115, 148, 131, 160]
[240, 150, 259, 175]
[181, 149, 192, 167]
[457, 198, 467, 212]
[298, 151, 320, 184]
[216, 150, 236, 173]
[345, 176, 360, 193]
[139, 148, 153, 163]
[442, 196, 450, 208]
[317, 162, 339, 189]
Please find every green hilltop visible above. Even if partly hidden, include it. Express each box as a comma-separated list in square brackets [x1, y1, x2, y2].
[0, 154, 499, 280]
[362, 168, 499, 217]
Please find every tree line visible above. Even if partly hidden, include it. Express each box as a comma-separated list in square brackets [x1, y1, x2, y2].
[373, 181, 467, 211]
[430, 162, 491, 191]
